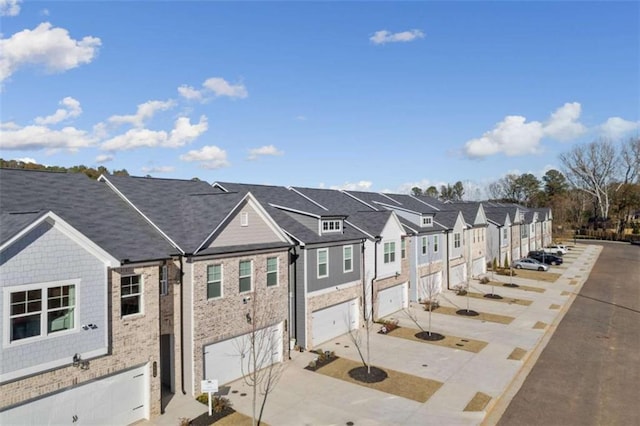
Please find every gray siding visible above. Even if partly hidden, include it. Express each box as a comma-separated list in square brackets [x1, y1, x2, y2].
[209, 200, 284, 248]
[282, 211, 318, 233]
[307, 244, 361, 293]
[416, 233, 443, 264]
[0, 222, 108, 378]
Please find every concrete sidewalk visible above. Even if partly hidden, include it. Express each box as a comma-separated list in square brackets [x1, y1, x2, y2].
[151, 243, 601, 426]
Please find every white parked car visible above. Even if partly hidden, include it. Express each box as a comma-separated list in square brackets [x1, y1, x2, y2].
[542, 245, 567, 255]
[513, 258, 550, 271]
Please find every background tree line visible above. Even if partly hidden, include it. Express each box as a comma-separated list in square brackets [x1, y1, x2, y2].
[0, 158, 130, 180]
[409, 138, 640, 235]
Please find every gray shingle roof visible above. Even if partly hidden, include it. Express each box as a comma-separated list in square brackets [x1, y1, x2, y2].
[214, 182, 367, 245]
[0, 169, 176, 262]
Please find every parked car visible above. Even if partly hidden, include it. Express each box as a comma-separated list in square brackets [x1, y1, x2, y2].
[541, 245, 567, 255]
[513, 258, 550, 271]
[528, 251, 564, 265]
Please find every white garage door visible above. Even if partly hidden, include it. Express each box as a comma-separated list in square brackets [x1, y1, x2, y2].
[0, 365, 148, 425]
[418, 272, 442, 302]
[378, 283, 408, 318]
[204, 322, 283, 386]
[450, 264, 467, 287]
[472, 257, 486, 278]
[312, 299, 358, 347]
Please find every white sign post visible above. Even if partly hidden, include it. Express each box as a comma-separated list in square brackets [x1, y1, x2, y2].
[201, 380, 219, 416]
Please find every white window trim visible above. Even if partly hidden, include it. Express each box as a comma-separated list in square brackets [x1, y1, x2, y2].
[266, 257, 279, 287]
[433, 235, 439, 253]
[383, 241, 396, 264]
[317, 248, 329, 278]
[454, 233, 461, 249]
[321, 219, 342, 234]
[160, 264, 168, 296]
[121, 273, 144, 318]
[343, 245, 353, 273]
[421, 236, 428, 255]
[421, 216, 433, 227]
[240, 212, 249, 227]
[3, 279, 80, 348]
[207, 264, 224, 299]
[239, 260, 253, 294]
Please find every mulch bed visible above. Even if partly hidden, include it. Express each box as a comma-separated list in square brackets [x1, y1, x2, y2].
[348, 366, 388, 383]
[314, 357, 443, 403]
[304, 351, 339, 372]
[429, 305, 515, 325]
[508, 347, 527, 361]
[386, 326, 488, 353]
[189, 407, 236, 425]
[463, 392, 492, 412]
[468, 290, 533, 306]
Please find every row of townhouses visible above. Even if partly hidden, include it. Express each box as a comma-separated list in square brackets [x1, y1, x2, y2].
[0, 168, 552, 424]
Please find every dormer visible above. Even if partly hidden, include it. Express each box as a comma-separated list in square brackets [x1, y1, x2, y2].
[320, 217, 343, 234]
[421, 215, 434, 227]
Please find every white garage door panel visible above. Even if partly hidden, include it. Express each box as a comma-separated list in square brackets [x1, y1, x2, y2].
[0, 365, 148, 426]
[378, 283, 408, 318]
[418, 272, 442, 301]
[312, 299, 358, 346]
[204, 323, 283, 386]
[450, 264, 467, 287]
[472, 257, 486, 278]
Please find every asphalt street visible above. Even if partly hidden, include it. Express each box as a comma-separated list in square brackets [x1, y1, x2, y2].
[498, 241, 640, 426]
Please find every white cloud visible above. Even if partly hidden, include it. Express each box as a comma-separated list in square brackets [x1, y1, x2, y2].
[464, 102, 590, 158]
[177, 84, 203, 101]
[599, 117, 640, 139]
[0, 123, 95, 150]
[465, 115, 544, 158]
[141, 165, 175, 174]
[34, 96, 82, 125]
[0, 121, 20, 130]
[329, 180, 373, 191]
[543, 102, 587, 141]
[95, 154, 113, 163]
[108, 99, 175, 128]
[0, 0, 21, 16]
[395, 179, 446, 195]
[180, 145, 230, 169]
[16, 157, 36, 164]
[101, 115, 207, 151]
[295, 115, 307, 121]
[370, 29, 425, 45]
[247, 144, 284, 160]
[203, 77, 248, 99]
[0, 22, 101, 83]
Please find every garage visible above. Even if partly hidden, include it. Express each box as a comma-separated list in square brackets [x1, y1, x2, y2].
[377, 283, 408, 318]
[203, 322, 283, 386]
[450, 263, 467, 287]
[311, 299, 358, 347]
[472, 257, 486, 278]
[418, 271, 442, 302]
[0, 365, 148, 425]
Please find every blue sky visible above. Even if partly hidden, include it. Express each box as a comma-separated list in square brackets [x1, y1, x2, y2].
[1, 1, 638, 197]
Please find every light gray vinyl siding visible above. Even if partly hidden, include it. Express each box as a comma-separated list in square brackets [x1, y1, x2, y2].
[282, 210, 318, 233]
[307, 244, 361, 293]
[391, 209, 421, 227]
[0, 222, 107, 378]
[209, 200, 284, 248]
[417, 233, 443, 264]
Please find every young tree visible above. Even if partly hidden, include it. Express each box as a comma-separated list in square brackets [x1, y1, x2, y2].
[425, 186, 439, 198]
[411, 186, 423, 196]
[236, 293, 285, 426]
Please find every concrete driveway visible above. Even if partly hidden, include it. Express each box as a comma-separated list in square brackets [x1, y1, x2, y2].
[157, 243, 602, 426]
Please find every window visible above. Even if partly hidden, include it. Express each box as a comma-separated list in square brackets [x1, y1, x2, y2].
[8, 283, 76, 343]
[317, 249, 328, 278]
[121, 275, 142, 317]
[240, 212, 249, 227]
[239, 260, 252, 293]
[433, 235, 439, 253]
[421, 236, 428, 255]
[473, 229, 476, 243]
[207, 264, 222, 298]
[343, 246, 353, 272]
[321, 220, 342, 233]
[266, 257, 278, 286]
[502, 228, 508, 240]
[421, 216, 433, 227]
[454, 233, 461, 248]
[401, 238, 406, 259]
[384, 242, 396, 264]
[160, 264, 168, 296]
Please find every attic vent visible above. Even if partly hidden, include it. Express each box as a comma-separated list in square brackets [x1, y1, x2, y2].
[240, 212, 248, 227]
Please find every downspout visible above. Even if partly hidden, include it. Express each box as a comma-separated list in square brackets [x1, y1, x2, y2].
[179, 256, 186, 395]
[446, 231, 451, 290]
[289, 246, 297, 358]
[158, 261, 164, 414]
[371, 236, 381, 321]
[360, 239, 366, 322]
